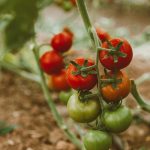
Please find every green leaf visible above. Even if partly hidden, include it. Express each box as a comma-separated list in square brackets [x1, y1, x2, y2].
[0, 0, 38, 52]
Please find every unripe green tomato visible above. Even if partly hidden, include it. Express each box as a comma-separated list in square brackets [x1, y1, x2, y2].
[63, 1, 73, 11]
[67, 93, 100, 123]
[58, 90, 72, 104]
[102, 105, 132, 133]
[83, 130, 112, 150]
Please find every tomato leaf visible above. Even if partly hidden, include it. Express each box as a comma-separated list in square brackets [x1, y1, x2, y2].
[0, 0, 38, 52]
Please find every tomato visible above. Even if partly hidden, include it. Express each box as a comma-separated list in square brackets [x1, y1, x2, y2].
[101, 71, 131, 103]
[67, 93, 100, 123]
[66, 57, 97, 90]
[102, 105, 132, 133]
[96, 27, 111, 43]
[83, 130, 112, 150]
[99, 38, 133, 70]
[40, 50, 64, 75]
[51, 69, 70, 91]
[51, 32, 73, 53]
[58, 90, 72, 104]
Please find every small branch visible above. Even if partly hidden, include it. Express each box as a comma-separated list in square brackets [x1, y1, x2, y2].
[101, 78, 121, 83]
[84, 93, 98, 99]
[98, 47, 112, 51]
[32, 44, 82, 149]
[131, 80, 150, 113]
[0, 60, 40, 83]
[76, 0, 95, 46]
[80, 65, 96, 71]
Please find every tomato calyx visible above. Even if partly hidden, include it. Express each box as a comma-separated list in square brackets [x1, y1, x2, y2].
[78, 91, 98, 102]
[70, 60, 97, 78]
[106, 100, 122, 111]
[101, 73, 122, 89]
[101, 41, 127, 63]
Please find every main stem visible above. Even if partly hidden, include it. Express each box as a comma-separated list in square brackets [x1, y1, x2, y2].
[76, 0, 104, 110]
[32, 46, 82, 149]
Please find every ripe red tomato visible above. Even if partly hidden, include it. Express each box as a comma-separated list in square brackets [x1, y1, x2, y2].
[99, 38, 133, 70]
[96, 27, 111, 43]
[51, 69, 70, 91]
[101, 71, 131, 103]
[51, 32, 73, 53]
[66, 57, 97, 90]
[40, 50, 64, 75]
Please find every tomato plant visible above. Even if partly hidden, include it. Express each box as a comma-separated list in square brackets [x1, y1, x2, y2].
[67, 93, 100, 123]
[51, 69, 70, 91]
[40, 50, 64, 75]
[2, 0, 150, 150]
[51, 32, 73, 53]
[102, 106, 132, 133]
[66, 57, 97, 90]
[99, 38, 133, 70]
[83, 130, 112, 150]
[101, 71, 131, 103]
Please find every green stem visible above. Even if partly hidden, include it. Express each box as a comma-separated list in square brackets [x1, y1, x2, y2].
[76, 0, 104, 111]
[0, 60, 40, 83]
[80, 65, 96, 71]
[131, 80, 150, 113]
[84, 93, 98, 99]
[32, 46, 82, 149]
[76, 0, 94, 45]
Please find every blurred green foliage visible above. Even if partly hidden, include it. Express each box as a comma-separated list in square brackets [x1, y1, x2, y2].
[0, 0, 54, 52]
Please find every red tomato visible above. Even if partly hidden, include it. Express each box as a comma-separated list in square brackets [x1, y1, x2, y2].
[40, 50, 64, 75]
[96, 27, 111, 43]
[51, 32, 73, 53]
[66, 57, 97, 90]
[101, 71, 131, 103]
[99, 38, 133, 70]
[51, 69, 70, 91]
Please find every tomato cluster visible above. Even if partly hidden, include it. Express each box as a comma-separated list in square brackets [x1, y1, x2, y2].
[64, 27, 133, 150]
[40, 29, 74, 103]
[39, 26, 133, 150]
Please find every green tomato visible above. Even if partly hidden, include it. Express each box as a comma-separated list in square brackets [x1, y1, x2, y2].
[67, 93, 100, 123]
[63, 1, 73, 11]
[83, 130, 112, 150]
[102, 105, 133, 133]
[58, 90, 72, 104]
